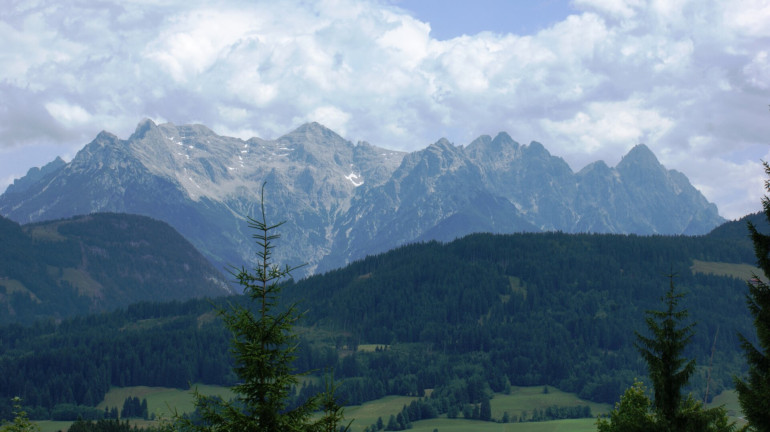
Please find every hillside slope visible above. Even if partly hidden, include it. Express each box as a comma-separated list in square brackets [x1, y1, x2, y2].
[0, 213, 230, 324]
[0, 215, 760, 419]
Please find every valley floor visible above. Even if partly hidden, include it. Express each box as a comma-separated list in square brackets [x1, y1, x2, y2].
[31, 385, 746, 432]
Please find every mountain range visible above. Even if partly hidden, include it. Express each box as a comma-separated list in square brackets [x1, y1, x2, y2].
[0, 120, 724, 275]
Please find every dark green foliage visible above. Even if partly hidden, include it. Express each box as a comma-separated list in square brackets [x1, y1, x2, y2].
[67, 418, 170, 432]
[479, 397, 491, 421]
[597, 380, 656, 432]
[598, 280, 733, 432]
[177, 186, 347, 432]
[120, 397, 147, 419]
[635, 275, 696, 427]
[51, 404, 104, 421]
[385, 415, 397, 431]
[0, 397, 39, 432]
[285, 228, 753, 403]
[0, 213, 226, 325]
[735, 161, 770, 432]
[0, 300, 234, 419]
[0, 216, 761, 420]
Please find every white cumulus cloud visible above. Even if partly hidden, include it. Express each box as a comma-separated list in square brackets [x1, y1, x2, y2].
[0, 0, 768, 219]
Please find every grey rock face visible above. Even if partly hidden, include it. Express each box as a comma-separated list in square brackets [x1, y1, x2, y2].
[0, 120, 724, 276]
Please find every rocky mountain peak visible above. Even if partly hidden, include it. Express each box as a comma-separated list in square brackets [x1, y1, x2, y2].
[615, 144, 669, 193]
[523, 141, 552, 159]
[73, 131, 128, 170]
[577, 160, 611, 176]
[278, 122, 355, 167]
[283, 122, 348, 146]
[4, 156, 66, 195]
[1, 122, 726, 276]
[49, 156, 67, 168]
[468, 134, 492, 148]
[617, 144, 661, 171]
[129, 118, 160, 141]
[466, 132, 521, 167]
[94, 130, 120, 145]
[410, 138, 469, 176]
[429, 137, 456, 151]
[492, 131, 516, 147]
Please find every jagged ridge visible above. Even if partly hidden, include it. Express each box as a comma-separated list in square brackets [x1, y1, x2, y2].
[0, 121, 724, 275]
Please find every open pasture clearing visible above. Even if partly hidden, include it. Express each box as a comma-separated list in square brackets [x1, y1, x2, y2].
[357, 343, 389, 352]
[336, 395, 420, 430]
[35, 420, 72, 432]
[407, 417, 599, 432]
[342, 386, 610, 432]
[490, 386, 610, 420]
[33, 384, 740, 432]
[707, 390, 747, 427]
[96, 383, 235, 418]
[691, 259, 761, 282]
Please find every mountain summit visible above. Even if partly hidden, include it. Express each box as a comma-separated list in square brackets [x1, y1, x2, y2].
[0, 121, 724, 274]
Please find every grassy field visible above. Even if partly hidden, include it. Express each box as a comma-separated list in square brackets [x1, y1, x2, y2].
[489, 386, 610, 421]
[0, 278, 39, 302]
[691, 259, 761, 282]
[96, 384, 236, 419]
[58, 267, 103, 297]
[33, 384, 741, 432]
[34, 420, 73, 432]
[340, 386, 610, 432]
[34, 384, 237, 432]
[342, 395, 420, 430]
[707, 389, 747, 428]
[357, 344, 389, 352]
[407, 418, 599, 432]
[325, 386, 742, 432]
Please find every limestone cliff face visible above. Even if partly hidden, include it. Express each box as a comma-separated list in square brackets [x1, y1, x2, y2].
[0, 120, 724, 275]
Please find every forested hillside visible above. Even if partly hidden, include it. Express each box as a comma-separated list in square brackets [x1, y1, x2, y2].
[0, 214, 761, 421]
[0, 213, 229, 324]
[284, 222, 755, 402]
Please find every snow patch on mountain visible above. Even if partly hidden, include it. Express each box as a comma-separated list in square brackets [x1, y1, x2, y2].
[345, 172, 364, 187]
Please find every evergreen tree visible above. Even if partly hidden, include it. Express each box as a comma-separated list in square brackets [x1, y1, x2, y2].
[479, 397, 491, 421]
[0, 398, 39, 432]
[596, 380, 656, 432]
[501, 411, 510, 423]
[735, 160, 770, 432]
[176, 185, 347, 432]
[635, 274, 696, 429]
[385, 415, 397, 431]
[598, 276, 733, 432]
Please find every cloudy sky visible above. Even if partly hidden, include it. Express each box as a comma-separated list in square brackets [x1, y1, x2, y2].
[1, 0, 769, 220]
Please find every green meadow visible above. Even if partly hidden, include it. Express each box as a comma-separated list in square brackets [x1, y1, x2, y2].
[707, 390, 747, 428]
[33, 384, 746, 432]
[690, 259, 762, 282]
[337, 385, 610, 432]
[406, 418, 599, 432]
[96, 384, 236, 419]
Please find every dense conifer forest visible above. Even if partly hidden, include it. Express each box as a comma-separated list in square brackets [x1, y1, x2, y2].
[0, 214, 763, 421]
